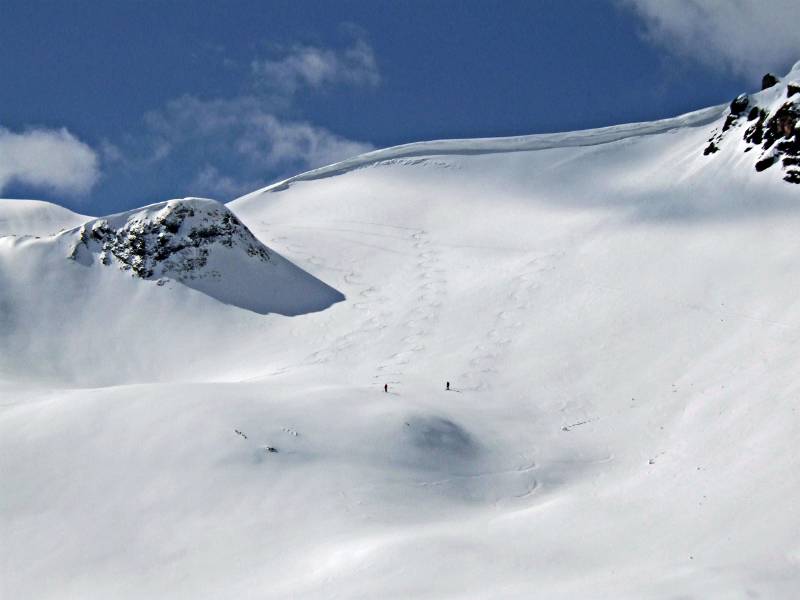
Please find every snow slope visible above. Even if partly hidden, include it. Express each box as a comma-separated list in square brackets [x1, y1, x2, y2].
[2, 63, 800, 598]
[0, 198, 90, 236]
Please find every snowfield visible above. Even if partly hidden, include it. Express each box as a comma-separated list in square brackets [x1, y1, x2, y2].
[2, 62, 800, 598]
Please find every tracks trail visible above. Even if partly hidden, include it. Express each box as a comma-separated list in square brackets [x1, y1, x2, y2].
[460, 251, 564, 391]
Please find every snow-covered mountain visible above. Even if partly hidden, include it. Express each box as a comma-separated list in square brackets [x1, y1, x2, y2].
[65, 197, 343, 315]
[0, 197, 342, 384]
[2, 62, 800, 599]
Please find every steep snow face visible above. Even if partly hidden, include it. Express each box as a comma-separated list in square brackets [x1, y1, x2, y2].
[0, 199, 91, 236]
[63, 197, 342, 315]
[703, 63, 800, 183]
[3, 65, 800, 599]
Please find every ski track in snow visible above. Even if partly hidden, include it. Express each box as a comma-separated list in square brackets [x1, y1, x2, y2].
[460, 251, 565, 391]
[266, 222, 449, 385]
[373, 228, 447, 385]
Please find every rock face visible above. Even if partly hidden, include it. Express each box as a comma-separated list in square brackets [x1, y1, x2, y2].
[64, 197, 344, 315]
[68, 198, 269, 279]
[762, 73, 779, 90]
[729, 93, 749, 115]
[703, 74, 800, 184]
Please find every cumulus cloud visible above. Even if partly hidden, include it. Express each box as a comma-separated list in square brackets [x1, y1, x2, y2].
[141, 95, 373, 199]
[620, 0, 800, 77]
[251, 37, 380, 97]
[0, 126, 99, 197]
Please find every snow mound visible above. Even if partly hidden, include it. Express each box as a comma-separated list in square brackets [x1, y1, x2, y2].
[0, 199, 91, 237]
[64, 197, 344, 315]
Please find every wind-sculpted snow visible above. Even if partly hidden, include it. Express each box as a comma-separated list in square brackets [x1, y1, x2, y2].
[238, 104, 725, 199]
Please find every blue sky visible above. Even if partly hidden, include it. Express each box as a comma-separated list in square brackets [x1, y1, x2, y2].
[1, 0, 798, 214]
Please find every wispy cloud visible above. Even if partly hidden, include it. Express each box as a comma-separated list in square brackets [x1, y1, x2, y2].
[0, 126, 100, 198]
[251, 37, 380, 97]
[191, 165, 260, 199]
[620, 0, 800, 77]
[101, 30, 379, 203]
[140, 95, 373, 199]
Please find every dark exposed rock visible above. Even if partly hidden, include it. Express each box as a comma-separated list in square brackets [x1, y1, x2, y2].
[755, 155, 778, 172]
[762, 73, 779, 90]
[762, 102, 799, 149]
[730, 93, 749, 115]
[722, 114, 738, 132]
[706, 74, 799, 183]
[744, 109, 768, 145]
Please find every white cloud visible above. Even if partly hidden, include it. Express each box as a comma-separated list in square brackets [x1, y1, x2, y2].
[191, 165, 259, 199]
[0, 126, 99, 197]
[107, 31, 379, 202]
[620, 0, 800, 77]
[251, 38, 380, 96]
[142, 95, 374, 199]
[231, 109, 374, 169]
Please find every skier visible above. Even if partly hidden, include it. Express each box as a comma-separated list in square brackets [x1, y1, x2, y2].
[384, 383, 388, 393]
[446, 381, 450, 391]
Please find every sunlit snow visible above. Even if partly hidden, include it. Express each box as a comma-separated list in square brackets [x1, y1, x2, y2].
[2, 63, 800, 599]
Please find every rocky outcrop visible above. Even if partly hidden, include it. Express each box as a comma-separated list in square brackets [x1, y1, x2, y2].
[762, 73, 779, 90]
[62, 197, 344, 315]
[703, 72, 800, 184]
[67, 198, 270, 280]
[730, 93, 749, 115]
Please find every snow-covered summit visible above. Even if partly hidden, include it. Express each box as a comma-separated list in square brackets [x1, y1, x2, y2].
[61, 197, 344, 315]
[66, 198, 270, 279]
